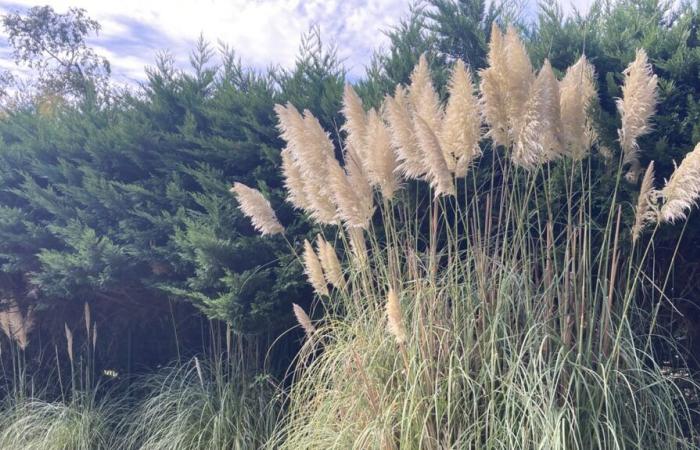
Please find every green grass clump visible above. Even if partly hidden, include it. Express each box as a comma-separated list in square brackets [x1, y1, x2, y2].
[0, 393, 115, 450]
[118, 357, 279, 450]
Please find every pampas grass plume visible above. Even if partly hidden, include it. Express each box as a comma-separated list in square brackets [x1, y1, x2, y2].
[0, 300, 33, 350]
[617, 49, 658, 169]
[632, 161, 658, 242]
[342, 85, 368, 160]
[660, 143, 700, 223]
[560, 55, 598, 160]
[316, 234, 345, 290]
[479, 22, 509, 147]
[409, 54, 443, 133]
[503, 25, 535, 140]
[384, 86, 425, 179]
[65, 323, 74, 364]
[365, 108, 399, 199]
[386, 288, 406, 344]
[231, 182, 284, 236]
[414, 116, 455, 198]
[303, 239, 329, 297]
[440, 59, 482, 177]
[292, 303, 316, 336]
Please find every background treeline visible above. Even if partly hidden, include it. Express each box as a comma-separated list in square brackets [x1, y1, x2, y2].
[1, 0, 700, 378]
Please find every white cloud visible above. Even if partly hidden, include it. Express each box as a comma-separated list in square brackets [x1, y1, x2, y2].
[0, 0, 596, 83]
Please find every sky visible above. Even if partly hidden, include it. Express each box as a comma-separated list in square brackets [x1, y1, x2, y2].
[0, 0, 594, 84]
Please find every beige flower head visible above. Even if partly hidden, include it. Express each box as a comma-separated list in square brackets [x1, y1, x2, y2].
[231, 182, 284, 236]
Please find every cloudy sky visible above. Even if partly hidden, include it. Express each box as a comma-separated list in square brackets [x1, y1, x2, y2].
[0, 0, 594, 83]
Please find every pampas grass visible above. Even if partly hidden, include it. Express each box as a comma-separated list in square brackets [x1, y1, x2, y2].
[440, 59, 482, 177]
[513, 59, 562, 168]
[414, 116, 455, 197]
[292, 303, 315, 336]
[303, 239, 329, 297]
[0, 301, 34, 350]
[364, 109, 399, 199]
[479, 23, 509, 147]
[409, 54, 442, 133]
[385, 288, 406, 345]
[560, 55, 597, 159]
[632, 161, 658, 242]
[264, 28, 700, 449]
[617, 49, 658, 170]
[317, 235, 345, 290]
[230, 182, 284, 236]
[384, 86, 426, 179]
[660, 142, 700, 222]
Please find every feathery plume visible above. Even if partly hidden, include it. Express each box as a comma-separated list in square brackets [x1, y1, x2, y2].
[660, 143, 700, 223]
[632, 161, 658, 242]
[342, 85, 368, 161]
[414, 116, 455, 197]
[292, 303, 316, 336]
[503, 25, 535, 141]
[384, 86, 425, 179]
[84, 302, 91, 338]
[274, 103, 337, 224]
[364, 108, 399, 199]
[303, 239, 329, 297]
[479, 23, 509, 147]
[281, 148, 310, 211]
[92, 322, 97, 351]
[440, 59, 482, 177]
[386, 288, 407, 344]
[409, 54, 443, 133]
[513, 60, 562, 169]
[65, 323, 74, 364]
[316, 234, 345, 289]
[560, 55, 598, 160]
[327, 154, 374, 229]
[617, 49, 658, 169]
[0, 300, 33, 350]
[231, 182, 284, 236]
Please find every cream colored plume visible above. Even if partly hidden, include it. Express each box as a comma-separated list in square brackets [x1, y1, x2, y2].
[327, 151, 374, 229]
[560, 55, 598, 160]
[617, 49, 658, 169]
[64, 323, 74, 364]
[409, 54, 443, 133]
[303, 239, 329, 296]
[513, 60, 562, 169]
[281, 148, 310, 211]
[274, 103, 337, 225]
[632, 161, 658, 242]
[503, 25, 535, 142]
[342, 85, 368, 160]
[364, 108, 399, 199]
[384, 86, 426, 179]
[385, 288, 406, 344]
[316, 234, 345, 289]
[0, 300, 34, 350]
[479, 23, 510, 147]
[440, 59, 482, 177]
[231, 182, 284, 236]
[660, 143, 700, 223]
[292, 303, 316, 336]
[414, 116, 456, 197]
